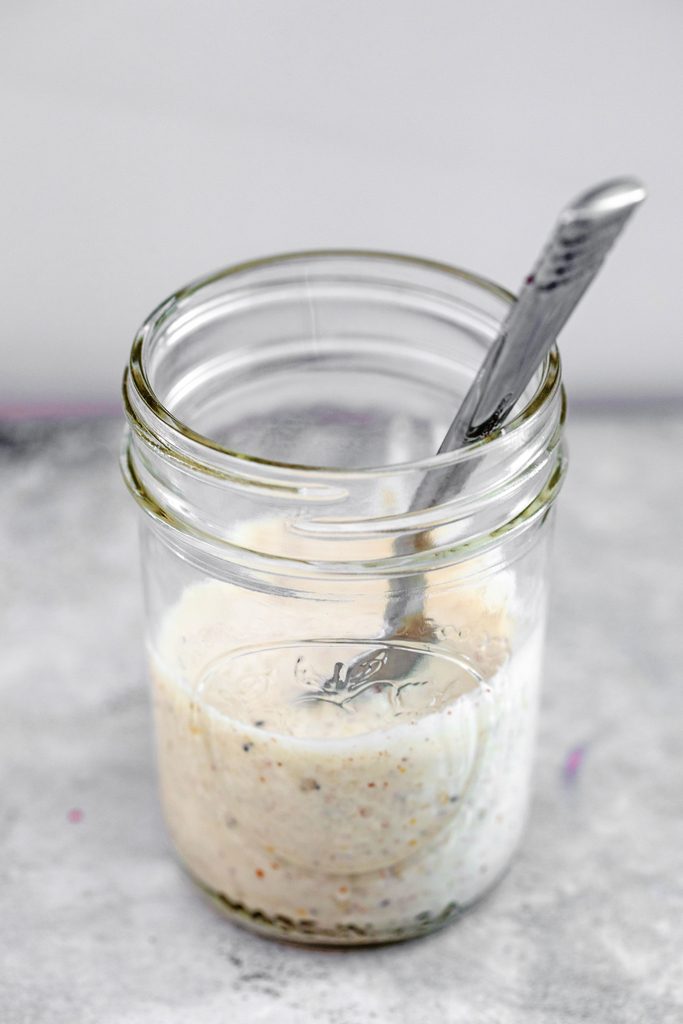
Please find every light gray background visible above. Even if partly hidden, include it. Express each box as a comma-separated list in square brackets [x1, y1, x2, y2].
[2, 0, 682, 405]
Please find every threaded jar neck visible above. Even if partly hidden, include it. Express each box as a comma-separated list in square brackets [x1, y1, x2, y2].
[122, 251, 567, 580]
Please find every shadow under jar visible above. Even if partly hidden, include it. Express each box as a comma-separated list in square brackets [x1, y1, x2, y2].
[122, 251, 567, 945]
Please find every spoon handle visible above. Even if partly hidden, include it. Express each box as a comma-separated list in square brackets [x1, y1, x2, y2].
[438, 178, 646, 456]
[405, 178, 646, 518]
[309, 180, 646, 699]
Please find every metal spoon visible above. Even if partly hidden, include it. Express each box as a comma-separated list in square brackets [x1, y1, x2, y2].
[301, 178, 646, 705]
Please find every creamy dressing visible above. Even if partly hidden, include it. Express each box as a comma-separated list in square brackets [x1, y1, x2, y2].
[150, 571, 543, 941]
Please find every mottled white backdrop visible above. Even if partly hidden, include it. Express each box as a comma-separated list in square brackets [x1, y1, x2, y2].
[1, 0, 681, 407]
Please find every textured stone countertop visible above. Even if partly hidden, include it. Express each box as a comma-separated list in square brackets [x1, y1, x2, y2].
[1, 411, 682, 1023]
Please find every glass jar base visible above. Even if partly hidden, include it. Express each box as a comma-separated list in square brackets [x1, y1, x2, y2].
[184, 863, 512, 947]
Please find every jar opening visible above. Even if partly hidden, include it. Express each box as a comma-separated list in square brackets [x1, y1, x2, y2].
[124, 250, 559, 480]
[122, 251, 566, 574]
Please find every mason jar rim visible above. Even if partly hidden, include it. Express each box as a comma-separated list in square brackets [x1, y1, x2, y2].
[123, 249, 562, 482]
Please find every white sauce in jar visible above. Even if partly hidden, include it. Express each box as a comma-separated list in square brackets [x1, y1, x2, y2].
[150, 564, 543, 941]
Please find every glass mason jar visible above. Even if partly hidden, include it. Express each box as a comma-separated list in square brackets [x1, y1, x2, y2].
[122, 251, 567, 945]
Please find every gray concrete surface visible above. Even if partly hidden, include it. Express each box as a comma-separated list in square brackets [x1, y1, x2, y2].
[1, 412, 682, 1023]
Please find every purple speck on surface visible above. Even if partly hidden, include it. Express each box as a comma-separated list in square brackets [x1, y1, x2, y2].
[67, 808, 84, 823]
[563, 745, 587, 784]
